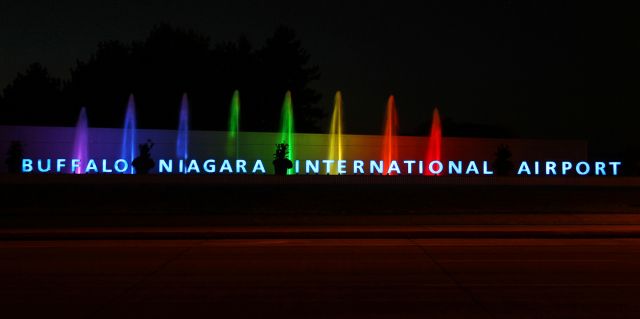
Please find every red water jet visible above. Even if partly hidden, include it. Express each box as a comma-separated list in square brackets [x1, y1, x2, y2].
[381, 95, 399, 175]
[425, 107, 442, 175]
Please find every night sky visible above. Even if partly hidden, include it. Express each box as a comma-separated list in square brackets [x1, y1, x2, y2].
[1, 1, 638, 154]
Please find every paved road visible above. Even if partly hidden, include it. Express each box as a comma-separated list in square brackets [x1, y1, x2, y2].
[4, 225, 640, 240]
[2, 238, 640, 318]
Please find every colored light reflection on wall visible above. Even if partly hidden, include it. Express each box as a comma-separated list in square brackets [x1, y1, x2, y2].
[381, 95, 399, 175]
[328, 91, 343, 174]
[279, 91, 295, 174]
[28, 89, 454, 175]
[425, 107, 442, 175]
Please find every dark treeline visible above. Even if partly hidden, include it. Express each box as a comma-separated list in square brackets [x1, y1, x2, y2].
[0, 24, 323, 132]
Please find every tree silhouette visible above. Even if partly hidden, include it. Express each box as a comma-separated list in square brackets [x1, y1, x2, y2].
[492, 144, 514, 176]
[0, 63, 68, 126]
[250, 26, 322, 132]
[5, 141, 24, 173]
[66, 40, 134, 128]
[273, 143, 293, 175]
[1, 24, 323, 132]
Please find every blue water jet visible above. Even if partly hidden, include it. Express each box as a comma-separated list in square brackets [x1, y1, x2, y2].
[120, 94, 137, 174]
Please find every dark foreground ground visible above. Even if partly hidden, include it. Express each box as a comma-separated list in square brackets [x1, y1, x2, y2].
[3, 175, 640, 218]
[2, 175, 640, 318]
[2, 238, 640, 319]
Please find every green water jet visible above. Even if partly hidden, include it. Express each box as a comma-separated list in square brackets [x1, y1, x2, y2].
[227, 90, 240, 158]
[279, 91, 295, 174]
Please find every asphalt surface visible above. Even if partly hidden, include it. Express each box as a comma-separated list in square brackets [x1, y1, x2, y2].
[3, 225, 640, 240]
[2, 237, 640, 319]
[2, 176, 640, 318]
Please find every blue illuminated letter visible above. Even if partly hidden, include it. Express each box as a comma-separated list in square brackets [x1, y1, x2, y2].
[187, 159, 201, 173]
[387, 161, 401, 175]
[429, 161, 443, 175]
[609, 162, 621, 176]
[306, 160, 319, 174]
[561, 162, 572, 175]
[252, 160, 266, 174]
[482, 161, 493, 175]
[517, 161, 531, 175]
[22, 159, 33, 173]
[353, 160, 364, 174]
[545, 162, 557, 175]
[370, 161, 383, 174]
[203, 160, 216, 173]
[101, 159, 112, 173]
[404, 160, 416, 174]
[236, 160, 247, 174]
[56, 159, 66, 172]
[37, 159, 51, 173]
[322, 160, 335, 174]
[465, 161, 480, 175]
[337, 160, 347, 174]
[86, 160, 98, 173]
[576, 161, 590, 175]
[220, 160, 233, 173]
[114, 159, 128, 173]
[448, 161, 462, 175]
[71, 159, 80, 173]
[159, 160, 173, 173]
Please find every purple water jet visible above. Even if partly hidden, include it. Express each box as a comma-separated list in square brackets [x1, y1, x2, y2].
[71, 107, 89, 174]
[176, 93, 189, 160]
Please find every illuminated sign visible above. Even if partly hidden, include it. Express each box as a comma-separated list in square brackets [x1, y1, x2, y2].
[20, 158, 622, 176]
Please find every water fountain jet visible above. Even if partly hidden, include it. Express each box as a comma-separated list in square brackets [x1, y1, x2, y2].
[381, 95, 399, 175]
[279, 91, 295, 175]
[328, 91, 343, 174]
[120, 95, 136, 174]
[71, 107, 89, 174]
[425, 107, 442, 175]
[176, 93, 189, 161]
[227, 90, 240, 159]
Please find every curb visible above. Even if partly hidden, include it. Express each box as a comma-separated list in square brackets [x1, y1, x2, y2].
[2, 227, 640, 240]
